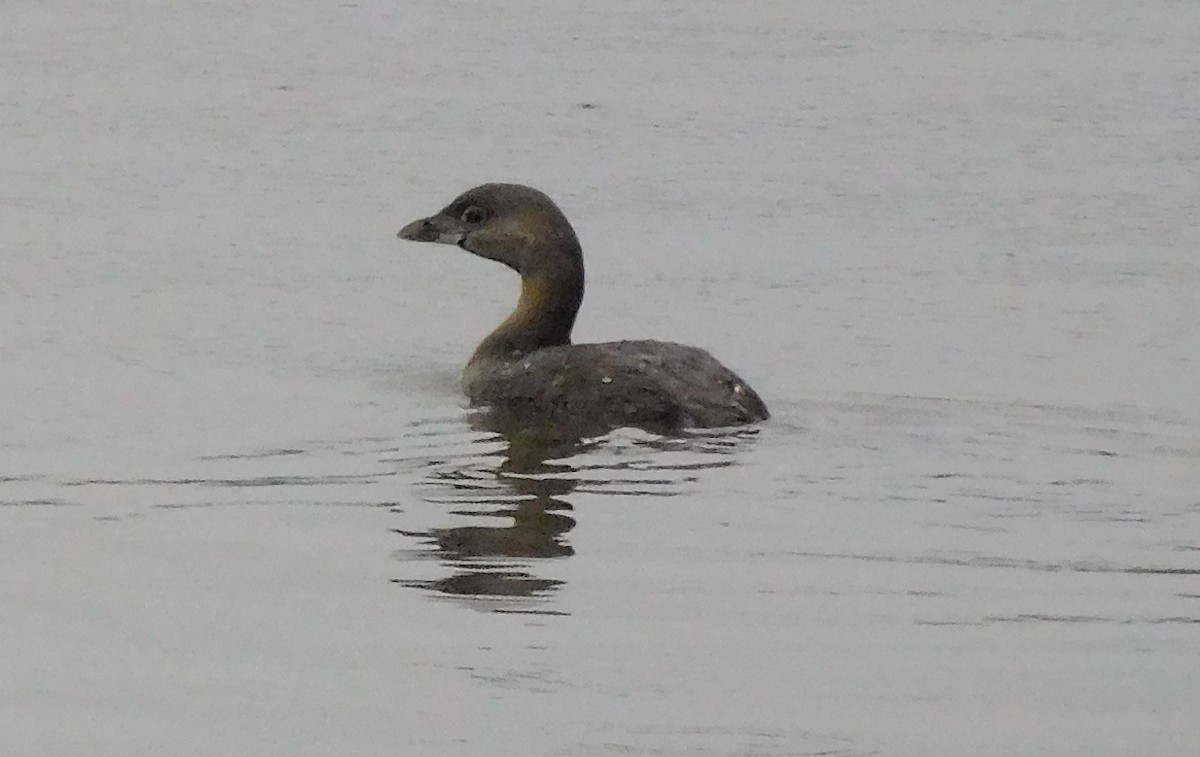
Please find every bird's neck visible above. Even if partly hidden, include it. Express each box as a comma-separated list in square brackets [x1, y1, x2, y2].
[470, 264, 584, 364]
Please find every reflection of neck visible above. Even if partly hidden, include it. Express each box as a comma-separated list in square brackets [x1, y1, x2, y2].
[471, 263, 584, 363]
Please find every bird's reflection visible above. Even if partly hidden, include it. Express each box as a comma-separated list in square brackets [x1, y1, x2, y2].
[392, 412, 758, 612]
[393, 428, 586, 610]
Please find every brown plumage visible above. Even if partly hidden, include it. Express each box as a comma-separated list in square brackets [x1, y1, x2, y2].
[398, 183, 768, 436]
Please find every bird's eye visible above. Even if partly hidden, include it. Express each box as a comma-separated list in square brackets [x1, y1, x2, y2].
[460, 206, 487, 225]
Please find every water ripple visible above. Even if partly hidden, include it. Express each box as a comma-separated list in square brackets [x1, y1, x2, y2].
[789, 550, 1200, 576]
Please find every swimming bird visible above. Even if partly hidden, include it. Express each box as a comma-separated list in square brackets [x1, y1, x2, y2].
[397, 183, 768, 435]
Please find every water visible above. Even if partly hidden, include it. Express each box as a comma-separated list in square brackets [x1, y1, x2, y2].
[3, 1, 1199, 755]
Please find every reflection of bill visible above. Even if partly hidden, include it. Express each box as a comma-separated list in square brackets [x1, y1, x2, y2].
[395, 571, 565, 602]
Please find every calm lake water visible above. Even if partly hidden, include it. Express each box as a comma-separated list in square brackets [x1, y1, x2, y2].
[3, 1, 1198, 755]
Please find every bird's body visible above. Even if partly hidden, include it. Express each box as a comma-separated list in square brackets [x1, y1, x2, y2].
[463, 339, 766, 435]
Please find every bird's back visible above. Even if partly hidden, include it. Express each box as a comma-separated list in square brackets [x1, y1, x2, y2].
[463, 339, 768, 436]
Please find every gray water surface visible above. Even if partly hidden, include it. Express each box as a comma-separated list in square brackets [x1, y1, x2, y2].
[3, 1, 1199, 755]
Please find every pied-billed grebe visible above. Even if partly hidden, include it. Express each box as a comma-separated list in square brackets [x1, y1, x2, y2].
[397, 183, 768, 434]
